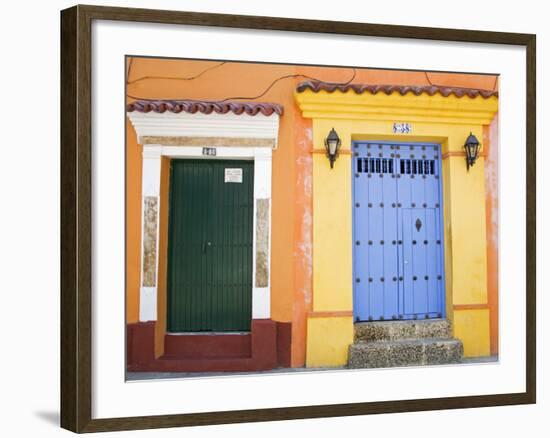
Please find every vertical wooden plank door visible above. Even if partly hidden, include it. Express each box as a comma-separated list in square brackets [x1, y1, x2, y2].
[352, 142, 445, 321]
[167, 159, 254, 332]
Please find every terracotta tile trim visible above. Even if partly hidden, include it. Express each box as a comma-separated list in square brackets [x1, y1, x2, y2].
[442, 151, 466, 159]
[442, 151, 487, 159]
[310, 149, 352, 155]
[307, 310, 353, 318]
[127, 100, 284, 116]
[453, 303, 489, 311]
[296, 81, 499, 99]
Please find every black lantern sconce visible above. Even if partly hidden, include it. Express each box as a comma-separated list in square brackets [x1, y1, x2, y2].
[325, 128, 342, 169]
[464, 132, 481, 171]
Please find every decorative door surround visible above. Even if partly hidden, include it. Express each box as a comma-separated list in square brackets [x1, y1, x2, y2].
[127, 105, 281, 325]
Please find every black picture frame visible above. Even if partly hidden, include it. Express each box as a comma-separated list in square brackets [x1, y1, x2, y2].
[60, 4, 536, 433]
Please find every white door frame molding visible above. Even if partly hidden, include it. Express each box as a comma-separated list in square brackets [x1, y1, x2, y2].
[128, 110, 280, 323]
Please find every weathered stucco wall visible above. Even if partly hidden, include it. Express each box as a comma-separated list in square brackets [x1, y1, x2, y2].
[126, 58, 499, 366]
[485, 114, 499, 355]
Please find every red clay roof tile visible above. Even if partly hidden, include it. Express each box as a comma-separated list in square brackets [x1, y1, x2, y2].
[296, 81, 498, 98]
[127, 100, 284, 116]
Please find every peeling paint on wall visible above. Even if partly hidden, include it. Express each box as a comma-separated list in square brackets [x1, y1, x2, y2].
[299, 126, 313, 306]
[296, 153, 313, 306]
[486, 114, 499, 247]
[291, 116, 314, 367]
[142, 196, 158, 287]
[485, 113, 499, 355]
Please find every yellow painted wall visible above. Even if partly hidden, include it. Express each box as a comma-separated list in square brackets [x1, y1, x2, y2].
[311, 120, 353, 312]
[306, 316, 354, 367]
[298, 90, 497, 365]
[446, 133, 488, 306]
[454, 309, 491, 357]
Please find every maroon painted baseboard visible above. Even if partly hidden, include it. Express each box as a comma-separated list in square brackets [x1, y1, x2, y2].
[276, 321, 292, 368]
[126, 321, 156, 366]
[164, 332, 252, 359]
[127, 319, 291, 373]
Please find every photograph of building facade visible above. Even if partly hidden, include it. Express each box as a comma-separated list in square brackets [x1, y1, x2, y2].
[125, 57, 499, 375]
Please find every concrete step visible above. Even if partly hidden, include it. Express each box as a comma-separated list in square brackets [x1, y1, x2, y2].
[348, 338, 463, 369]
[354, 319, 452, 342]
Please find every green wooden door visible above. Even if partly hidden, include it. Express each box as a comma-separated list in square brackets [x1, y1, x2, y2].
[167, 159, 254, 332]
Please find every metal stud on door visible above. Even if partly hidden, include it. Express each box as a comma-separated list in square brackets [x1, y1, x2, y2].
[353, 143, 399, 321]
[397, 145, 444, 319]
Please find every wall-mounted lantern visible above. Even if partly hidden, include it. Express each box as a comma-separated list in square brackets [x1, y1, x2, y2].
[464, 132, 481, 171]
[325, 128, 342, 169]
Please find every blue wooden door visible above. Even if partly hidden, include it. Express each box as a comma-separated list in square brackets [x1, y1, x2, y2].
[352, 142, 445, 321]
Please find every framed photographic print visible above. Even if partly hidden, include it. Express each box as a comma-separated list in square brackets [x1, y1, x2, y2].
[60, 4, 536, 433]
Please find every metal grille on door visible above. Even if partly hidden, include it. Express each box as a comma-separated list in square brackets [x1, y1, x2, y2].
[352, 142, 445, 322]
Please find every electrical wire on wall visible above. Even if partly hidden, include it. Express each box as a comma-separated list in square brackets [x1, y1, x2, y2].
[214, 69, 356, 103]
[126, 58, 498, 103]
[126, 57, 357, 103]
[424, 71, 499, 91]
[127, 61, 227, 85]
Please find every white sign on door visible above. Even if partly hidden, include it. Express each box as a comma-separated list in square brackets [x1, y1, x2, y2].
[224, 168, 243, 183]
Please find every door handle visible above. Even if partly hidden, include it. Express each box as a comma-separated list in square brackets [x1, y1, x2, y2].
[201, 241, 212, 254]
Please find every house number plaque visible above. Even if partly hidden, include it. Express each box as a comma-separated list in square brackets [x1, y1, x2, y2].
[202, 147, 217, 156]
[393, 122, 412, 134]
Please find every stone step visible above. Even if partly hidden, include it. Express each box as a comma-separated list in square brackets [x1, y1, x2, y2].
[354, 319, 452, 342]
[348, 338, 463, 369]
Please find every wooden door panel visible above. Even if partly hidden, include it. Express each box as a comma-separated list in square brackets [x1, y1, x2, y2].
[167, 160, 253, 332]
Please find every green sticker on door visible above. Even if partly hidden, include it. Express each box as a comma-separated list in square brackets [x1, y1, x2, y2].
[224, 168, 243, 183]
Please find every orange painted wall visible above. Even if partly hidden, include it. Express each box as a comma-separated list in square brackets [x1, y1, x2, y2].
[126, 118, 141, 324]
[155, 157, 171, 358]
[291, 115, 313, 367]
[125, 57, 499, 365]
